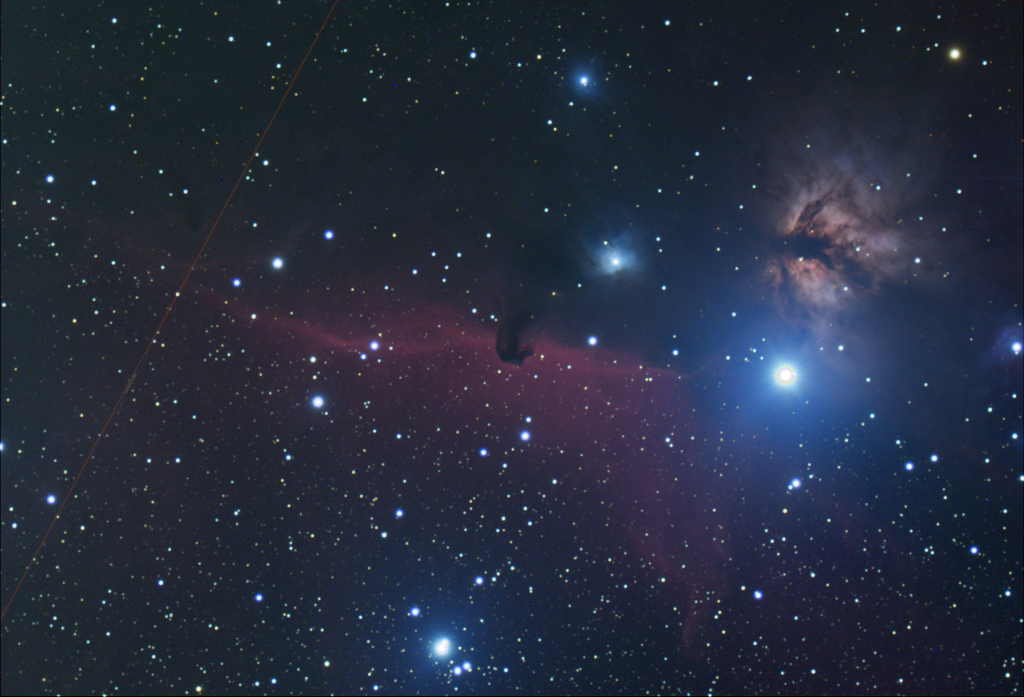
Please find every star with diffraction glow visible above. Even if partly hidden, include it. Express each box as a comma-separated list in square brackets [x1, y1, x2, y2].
[776, 366, 796, 385]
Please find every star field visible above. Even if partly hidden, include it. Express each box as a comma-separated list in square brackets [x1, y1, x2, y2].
[2, 2, 1022, 695]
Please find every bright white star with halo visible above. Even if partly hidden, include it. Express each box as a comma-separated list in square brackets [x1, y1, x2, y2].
[776, 366, 796, 385]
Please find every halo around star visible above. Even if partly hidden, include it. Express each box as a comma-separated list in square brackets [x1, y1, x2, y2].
[776, 366, 796, 385]
[590, 236, 640, 277]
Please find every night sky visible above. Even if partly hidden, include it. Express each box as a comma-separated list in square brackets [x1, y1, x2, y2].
[2, 2, 1022, 695]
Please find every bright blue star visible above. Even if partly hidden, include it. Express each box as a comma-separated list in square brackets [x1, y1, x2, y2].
[590, 237, 639, 277]
[776, 366, 796, 385]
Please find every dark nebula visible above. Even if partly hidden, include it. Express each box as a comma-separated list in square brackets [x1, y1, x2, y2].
[495, 294, 536, 366]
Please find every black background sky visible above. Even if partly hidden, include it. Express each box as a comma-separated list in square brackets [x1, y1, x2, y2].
[2, 1, 1022, 695]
